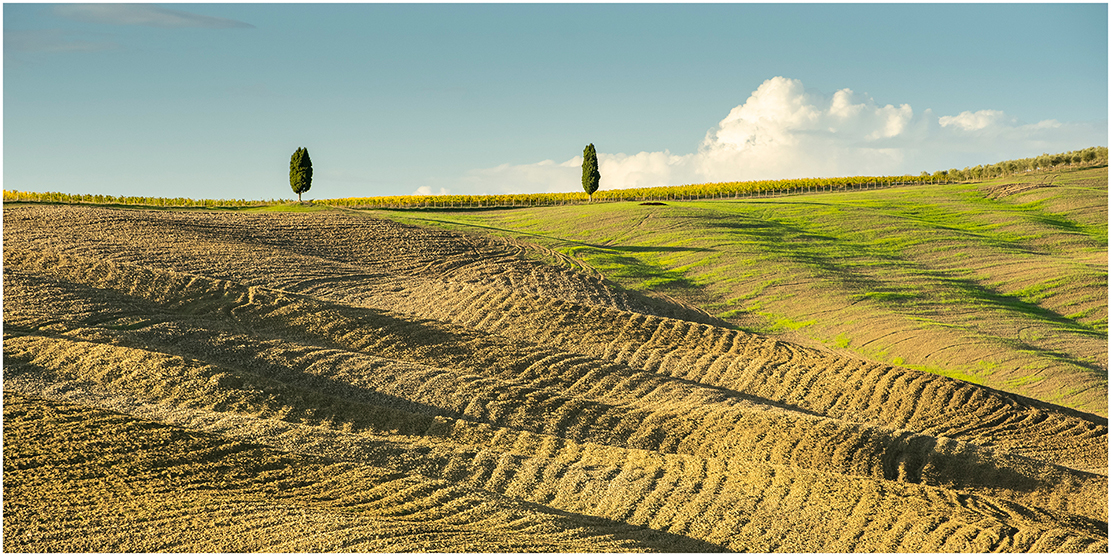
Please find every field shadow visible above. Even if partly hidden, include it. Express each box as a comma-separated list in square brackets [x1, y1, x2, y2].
[579, 243, 712, 254]
[373, 205, 536, 213]
[514, 501, 728, 552]
[8, 271, 835, 449]
[698, 213, 1107, 342]
[0, 269, 466, 425]
[960, 371, 1110, 426]
[931, 274, 1107, 340]
[697, 213, 897, 295]
[905, 435, 1109, 506]
[3, 324, 463, 439]
[371, 214, 730, 326]
[406, 217, 730, 325]
[1025, 210, 1099, 237]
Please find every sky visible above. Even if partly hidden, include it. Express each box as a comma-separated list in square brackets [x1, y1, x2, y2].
[4, 2, 1108, 200]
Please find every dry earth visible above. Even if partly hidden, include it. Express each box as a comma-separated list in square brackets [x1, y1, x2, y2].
[399, 168, 1107, 416]
[3, 204, 1108, 552]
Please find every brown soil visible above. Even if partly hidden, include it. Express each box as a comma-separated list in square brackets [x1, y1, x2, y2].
[982, 177, 1059, 200]
[4, 205, 1107, 552]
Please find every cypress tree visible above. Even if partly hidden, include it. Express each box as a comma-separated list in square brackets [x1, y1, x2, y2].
[290, 147, 313, 203]
[582, 143, 600, 202]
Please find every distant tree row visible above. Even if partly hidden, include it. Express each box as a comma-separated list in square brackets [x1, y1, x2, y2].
[923, 146, 1107, 183]
[0, 191, 276, 207]
[322, 175, 935, 209]
[4, 146, 1104, 209]
[313, 145, 1109, 208]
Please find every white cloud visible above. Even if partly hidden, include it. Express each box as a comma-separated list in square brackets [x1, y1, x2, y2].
[464, 76, 1106, 194]
[939, 110, 1010, 131]
[413, 186, 450, 196]
[694, 77, 918, 180]
[461, 158, 583, 195]
[53, 4, 254, 29]
[598, 151, 695, 189]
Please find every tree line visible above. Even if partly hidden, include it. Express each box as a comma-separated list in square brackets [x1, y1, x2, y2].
[923, 146, 1106, 183]
[0, 191, 268, 207]
[5, 146, 1105, 209]
[322, 146, 1108, 208]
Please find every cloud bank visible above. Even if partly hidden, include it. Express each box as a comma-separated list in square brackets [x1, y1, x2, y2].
[53, 4, 254, 29]
[467, 76, 1106, 194]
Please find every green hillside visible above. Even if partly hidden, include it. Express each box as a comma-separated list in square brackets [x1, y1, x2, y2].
[376, 167, 1108, 416]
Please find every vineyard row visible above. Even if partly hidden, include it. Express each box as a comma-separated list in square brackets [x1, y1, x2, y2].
[4, 147, 1105, 210]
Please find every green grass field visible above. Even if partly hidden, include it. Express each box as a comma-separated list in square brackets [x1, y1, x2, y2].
[373, 167, 1108, 415]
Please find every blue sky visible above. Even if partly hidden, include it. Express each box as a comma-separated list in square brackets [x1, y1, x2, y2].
[4, 2, 1108, 200]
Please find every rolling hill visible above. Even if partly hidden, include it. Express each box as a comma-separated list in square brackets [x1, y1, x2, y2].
[3, 169, 1107, 552]
[383, 167, 1108, 416]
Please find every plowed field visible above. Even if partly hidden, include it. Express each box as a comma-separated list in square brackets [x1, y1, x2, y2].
[3, 204, 1107, 552]
[390, 167, 1108, 416]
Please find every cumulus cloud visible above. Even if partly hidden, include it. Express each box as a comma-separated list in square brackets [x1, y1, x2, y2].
[939, 109, 1010, 131]
[466, 76, 1106, 194]
[53, 4, 254, 29]
[693, 77, 920, 181]
[413, 186, 450, 196]
[598, 151, 696, 190]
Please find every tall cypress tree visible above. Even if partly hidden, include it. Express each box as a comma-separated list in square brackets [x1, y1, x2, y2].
[290, 147, 313, 203]
[582, 143, 600, 202]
